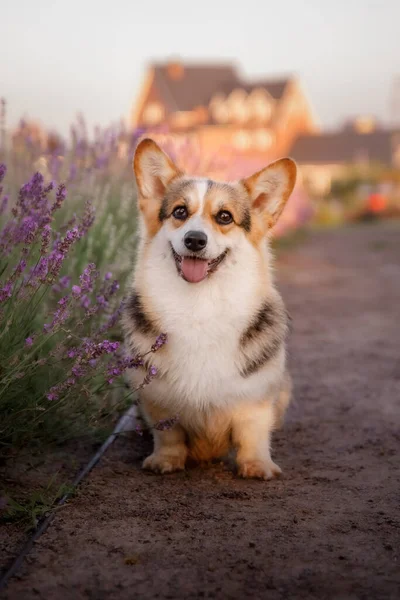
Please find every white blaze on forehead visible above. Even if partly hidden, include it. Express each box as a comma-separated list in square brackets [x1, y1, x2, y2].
[193, 179, 209, 214]
[183, 179, 209, 234]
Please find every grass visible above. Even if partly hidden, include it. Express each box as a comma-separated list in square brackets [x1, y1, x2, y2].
[1, 478, 75, 530]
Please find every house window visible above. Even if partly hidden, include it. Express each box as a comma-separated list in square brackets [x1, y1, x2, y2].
[142, 102, 165, 126]
[227, 89, 249, 124]
[210, 94, 229, 123]
[248, 89, 273, 123]
[232, 130, 251, 150]
[253, 129, 274, 150]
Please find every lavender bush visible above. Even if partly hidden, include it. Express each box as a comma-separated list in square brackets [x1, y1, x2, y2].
[0, 158, 167, 457]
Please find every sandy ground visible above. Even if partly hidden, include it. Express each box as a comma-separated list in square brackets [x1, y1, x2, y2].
[2, 223, 400, 599]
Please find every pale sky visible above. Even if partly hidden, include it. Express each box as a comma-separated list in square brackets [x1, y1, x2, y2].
[1, 0, 399, 137]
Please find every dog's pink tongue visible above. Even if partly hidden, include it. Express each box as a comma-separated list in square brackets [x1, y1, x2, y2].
[181, 258, 208, 283]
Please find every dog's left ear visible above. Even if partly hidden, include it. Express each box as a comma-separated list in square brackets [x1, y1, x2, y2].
[133, 138, 181, 200]
[242, 158, 297, 229]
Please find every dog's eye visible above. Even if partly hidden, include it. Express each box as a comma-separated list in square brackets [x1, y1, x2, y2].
[172, 206, 188, 220]
[216, 210, 233, 225]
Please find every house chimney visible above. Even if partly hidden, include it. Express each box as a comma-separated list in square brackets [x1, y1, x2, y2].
[167, 60, 184, 80]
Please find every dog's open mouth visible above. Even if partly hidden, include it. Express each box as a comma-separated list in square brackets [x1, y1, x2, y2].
[171, 245, 229, 283]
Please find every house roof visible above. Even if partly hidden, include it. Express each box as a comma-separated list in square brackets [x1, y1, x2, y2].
[290, 130, 396, 165]
[152, 63, 291, 112]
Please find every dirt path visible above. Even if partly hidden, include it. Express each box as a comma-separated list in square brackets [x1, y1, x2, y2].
[3, 223, 400, 600]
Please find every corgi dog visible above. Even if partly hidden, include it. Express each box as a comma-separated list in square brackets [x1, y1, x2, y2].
[123, 139, 296, 480]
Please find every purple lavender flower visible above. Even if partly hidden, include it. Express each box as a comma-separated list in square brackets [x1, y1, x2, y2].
[99, 301, 124, 333]
[0, 195, 8, 214]
[81, 295, 90, 309]
[46, 377, 76, 401]
[21, 216, 38, 244]
[0, 221, 15, 254]
[96, 294, 107, 307]
[0, 164, 6, 183]
[41, 224, 51, 254]
[149, 365, 158, 377]
[44, 181, 55, 194]
[58, 296, 68, 306]
[79, 263, 97, 292]
[51, 232, 60, 250]
[0, 282, 12, 303]
[25, 337, 33, 347]
[100, 340, 120, 354]
[110, 281, 119, 294]
[47, 250, 65, 280]
[72, 364, 86, 378]
[44, 304, 70, 332]
[105, 271, 112, 281]
[135, 423, 144, 436]
[51, 183, 66, 213]
[72, 285, 82, 298]
[105, 350, 144, 383]
[59, 275, 71, 289]
[153, 416, 179, 431]
[18, 172, 45, 216]
[32, 257, 49, 283]
[38, 227, 78, 280]
[136, 361, 162, 389]
[12, 258, 27, 279]
[80, 339, 120, 367]
[78, 200, 95, 237]
[29, 172, 44, 197]
[151, 333, 168, 352]
[57, 227, 79, 254]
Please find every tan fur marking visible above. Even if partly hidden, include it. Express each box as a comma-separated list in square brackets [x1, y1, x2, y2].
[202, 183, 251, 235]
[138, 201, 163, 238]
[133, 139, 182, 238]
[188, 433, 230, 462]
[241, 158, 297, 239]
[160, 179, 201, 230]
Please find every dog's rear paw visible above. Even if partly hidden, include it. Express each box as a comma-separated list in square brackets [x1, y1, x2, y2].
[142, 452, 185, 474]
[238, 459, 282, 480]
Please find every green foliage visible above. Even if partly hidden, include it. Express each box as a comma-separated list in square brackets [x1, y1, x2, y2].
[0, 148, 144, 456]
[1, 477, 74, 530]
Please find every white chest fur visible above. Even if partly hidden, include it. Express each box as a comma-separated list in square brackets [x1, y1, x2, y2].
[129, 238, 286, 414]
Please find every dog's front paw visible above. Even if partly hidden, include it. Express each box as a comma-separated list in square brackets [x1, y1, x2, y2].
[238, 459, 282, 480]
[142, 452, 186, 474]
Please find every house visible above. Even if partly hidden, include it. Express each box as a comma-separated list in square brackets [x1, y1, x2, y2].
[130, 60, 318, 164]
[290, 118, 400, 195]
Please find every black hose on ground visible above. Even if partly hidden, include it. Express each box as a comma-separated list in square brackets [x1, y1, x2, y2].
[0, 405, 138, 591]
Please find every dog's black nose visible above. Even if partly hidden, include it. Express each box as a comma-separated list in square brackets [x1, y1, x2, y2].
[184, 230, 208, 252]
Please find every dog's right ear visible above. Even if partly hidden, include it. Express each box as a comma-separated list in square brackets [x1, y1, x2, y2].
[133, 138, 181, 200]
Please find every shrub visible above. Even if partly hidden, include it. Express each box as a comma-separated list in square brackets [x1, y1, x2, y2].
[0, 163, 165, 457]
